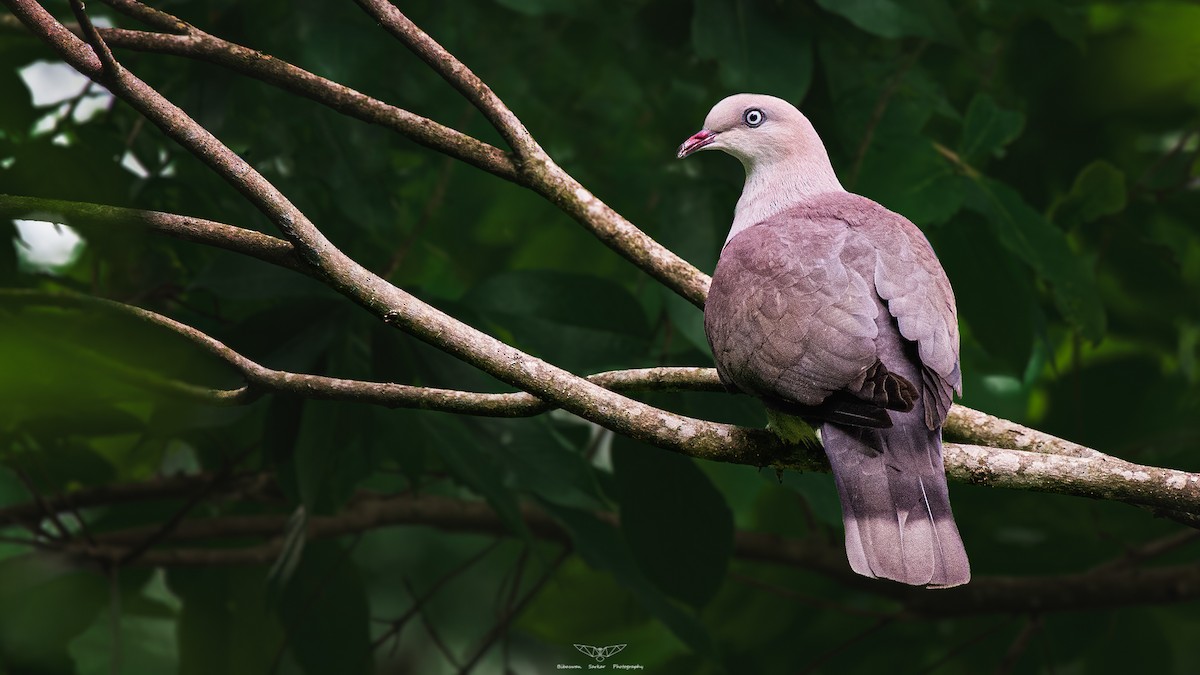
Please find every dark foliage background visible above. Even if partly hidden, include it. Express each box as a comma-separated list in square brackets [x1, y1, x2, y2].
[2, 0, 1200, 672]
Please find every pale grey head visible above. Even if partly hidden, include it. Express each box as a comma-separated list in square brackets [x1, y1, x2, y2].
[677, 93, 845, 242]
[676, 93, 825, 167]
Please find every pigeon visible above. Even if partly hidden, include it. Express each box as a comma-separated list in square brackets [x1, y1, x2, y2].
[678, 94, 969, 587]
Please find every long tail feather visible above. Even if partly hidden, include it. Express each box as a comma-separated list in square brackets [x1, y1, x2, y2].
[821, 420, 969, 588]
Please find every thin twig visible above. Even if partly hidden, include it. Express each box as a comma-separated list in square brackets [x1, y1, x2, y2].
[11, 466, 72, 541]
[730, 571, 900, 619]
[914, 622, 1007, 675]
[269, 534, 364, 674]
[371, 538, 503, 652]
[100, 0, 191, 34]
[798, 617, 894, 674]
[0, 195, 310, 274]
[403, 577, 463, 668]
[995, 615, 1043, 675]
[30, 490, 1200, 615]
[68, 0, 118, 76]
[1090, 529, 1200, 573]
[116, 455, 246, 565]
[351, 0, 538, 158]
[848, 40, 929, 187]
[457, 547, 570, 674]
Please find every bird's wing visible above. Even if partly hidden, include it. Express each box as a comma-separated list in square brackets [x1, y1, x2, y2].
[817, 193, 961, 429]
[705, 214, 915, 422]
[871, 215, 959, 428]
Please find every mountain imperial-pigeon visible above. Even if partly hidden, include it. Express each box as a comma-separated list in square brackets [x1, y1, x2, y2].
[678, 94, 970, 587]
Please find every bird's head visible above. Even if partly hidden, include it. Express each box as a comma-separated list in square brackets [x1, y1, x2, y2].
[676, 93, 820, 168]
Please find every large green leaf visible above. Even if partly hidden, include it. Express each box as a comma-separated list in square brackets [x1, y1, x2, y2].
[545, 504, 715, 657]
[958, 94, 1025, 164]
[422, 415, 532, 541]
[692, 0, 814, 102]
[1050, 160, 1128, 229]
[0, 556, 109, 672]
[934, 218, 1039, 376]
[855, 136, 965, 226]
[488, 417, 607, 511]
[169, 567, 285, 675]
[612, 437, 733, 609]
[277, 542, 372, 674]
[464, 270, 651, 373]
[285, 399, 372, 514]
[815, 0, 963, 44]
[964, 177, 1106, 340]
[69, 572, 180, 675]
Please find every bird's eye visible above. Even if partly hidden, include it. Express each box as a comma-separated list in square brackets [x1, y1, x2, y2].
[743, 108, 765, 128]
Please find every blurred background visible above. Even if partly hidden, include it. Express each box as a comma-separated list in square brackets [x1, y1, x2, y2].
[2, 0, 1200, 672]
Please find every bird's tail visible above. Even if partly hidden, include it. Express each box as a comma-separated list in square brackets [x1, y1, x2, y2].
[821, 421, 970, 588]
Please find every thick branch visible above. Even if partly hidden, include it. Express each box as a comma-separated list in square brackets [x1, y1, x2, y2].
[9, 289, 1200, 515]
[945, 444, 1200, 516]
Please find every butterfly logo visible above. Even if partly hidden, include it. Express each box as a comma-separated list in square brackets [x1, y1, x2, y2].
[573, 643, 627, 662]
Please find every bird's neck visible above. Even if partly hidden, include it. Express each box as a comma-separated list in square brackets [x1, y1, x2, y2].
[727, 152, 844, 244]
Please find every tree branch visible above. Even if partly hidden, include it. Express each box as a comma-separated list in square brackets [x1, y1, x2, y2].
[352, 1, 714, 307]
[0, 194, 308, 274]
[31, 490, 1200, 616]
[0, 472, 278, 527]
[6, 0, 765, 469]
[94, 2, 518, 181]
[9, 288, 1200, 515]
[4, 3, 713, 306]
[352, 0, 539, 160]
[6, 1, 1199, 539]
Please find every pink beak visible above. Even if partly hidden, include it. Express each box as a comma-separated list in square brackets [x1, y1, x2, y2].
[677, 129, 717, 159]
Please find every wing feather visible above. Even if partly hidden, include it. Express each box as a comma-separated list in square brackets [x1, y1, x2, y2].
[705, 192, 960, 429]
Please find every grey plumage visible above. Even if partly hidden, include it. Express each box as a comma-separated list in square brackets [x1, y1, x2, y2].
[681, 94, 969, 587]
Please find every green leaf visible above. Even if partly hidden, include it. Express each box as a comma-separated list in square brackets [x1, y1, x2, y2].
[423, 416, 532, 541]
[489, 417, 607, 511]
[663, 286, 711, 355]
[612, 437, 732, 609]
[819, 38, 956, 153]
[0, 557, 109, 672]
[772, 471, 842, 528]
[959, 94, 1025, 163]
[692, 0, 814, 102]
[963, 177, 1106, 340]
[69, 605, 179, 675]
[464, 270, 651, 373]
[169, 567, 284, 675]
[935, 218, 1039, 376]
[545, 504, 714, 656]
[465, 270, 647, 337]
[278, 542, 372, 674]
[287, 400, 372, 514]
[815, 0, 963, 44]
[1050, 160, 1127, 229]
[492, 0, 585, 17]
[855, 136, 965, 226]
